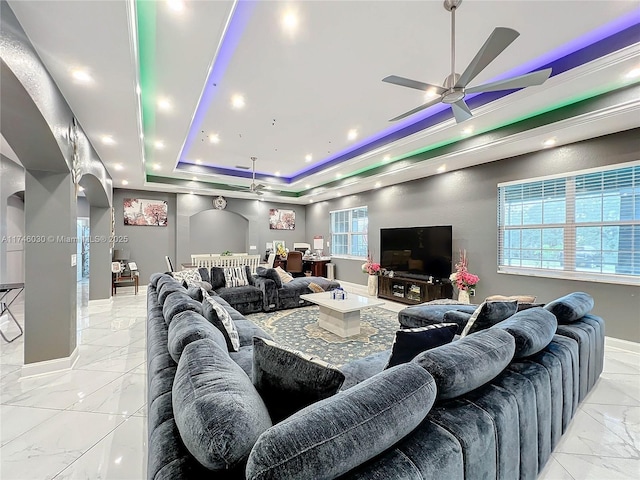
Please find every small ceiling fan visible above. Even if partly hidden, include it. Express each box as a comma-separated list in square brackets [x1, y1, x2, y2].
[383, 0, 552, 124]
[237, 156, 266, 195]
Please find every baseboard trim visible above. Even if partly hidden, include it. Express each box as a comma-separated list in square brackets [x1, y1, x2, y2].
[88, 298, 112, 306]
[605, 336, 640, 354]
[20, 347, 79, 379]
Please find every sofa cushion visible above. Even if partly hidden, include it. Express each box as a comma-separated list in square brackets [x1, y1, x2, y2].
[275, 266, 294, 284]
[398, 303, 478, 329]
[171, 268, 203, 287]
[157, 281, 187, 306]
[149, 272, 168, 288]
[167, 310, 228, 363]
[307, 282, 325, 293]
[485, 294, 537, 303]
[544, 292, 594, 323]
[202, 295, 240, 352]
[442, 310, 473, 334]
[385, 323, 458, 369]
[255, 267, 282, 288]
[460, 300, 518, 337]
[223, 266, 249, 287]
[412, 328, 515, 401]
[491, 307, 558, 358]
[185, 285, 205, 302]
[252, 337, 345, 422]
[162, 291, 202, 327]
[246, 362, 436, 480]
[173, 338, 272, 471]
[209, 267, 227, 290]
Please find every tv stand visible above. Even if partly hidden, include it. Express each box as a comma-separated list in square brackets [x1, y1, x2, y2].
[378, 276, 453, 305]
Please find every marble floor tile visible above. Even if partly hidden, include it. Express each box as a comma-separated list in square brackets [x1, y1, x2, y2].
[0, 410, 127, 480]
[581, 404, 640, 451]
[77, 327, 145, 348]
[554, 453, 640, 479]
[584, 374, 640, 407]
[68, 372, 145, 416]
[3, 370, 123, 410]
[0, 405, 60, 447]
[75, 345, 145, 373]
[52, 415, 147, 480]
[539, 456, 575, 480]
[554, 410, 639, 458]
[603, 350, 640, 375]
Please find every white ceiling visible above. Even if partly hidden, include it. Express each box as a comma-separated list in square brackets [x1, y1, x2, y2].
[5, 0, 640, 204]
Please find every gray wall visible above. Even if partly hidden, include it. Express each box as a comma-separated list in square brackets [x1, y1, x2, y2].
[113, 189, 177, 284]
[0, 154, 25, 283]
[189, 209, 248, 255]
[176, 194, 308, 266]
[306, 128, 640, 342]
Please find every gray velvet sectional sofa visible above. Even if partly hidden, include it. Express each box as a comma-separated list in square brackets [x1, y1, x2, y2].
[147, 272, 605, 480]
[194, 266, 341, 313]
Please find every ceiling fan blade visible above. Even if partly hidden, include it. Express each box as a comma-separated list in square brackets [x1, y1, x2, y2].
[466, 68, 552, 93]
[383, 75, 446, 95]
[389, 97, 442, 122]
[454, 27, 520, 89]
[451, 100, 473, 124]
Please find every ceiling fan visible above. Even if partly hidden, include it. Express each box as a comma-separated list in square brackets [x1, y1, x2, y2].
[383, 0, 552, 124]
[237, 156, 266, 195]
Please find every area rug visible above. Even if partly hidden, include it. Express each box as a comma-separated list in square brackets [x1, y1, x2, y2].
[245, 306, 399, 366]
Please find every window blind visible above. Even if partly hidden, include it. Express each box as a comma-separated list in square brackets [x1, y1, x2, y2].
[497, 162, 639, 285]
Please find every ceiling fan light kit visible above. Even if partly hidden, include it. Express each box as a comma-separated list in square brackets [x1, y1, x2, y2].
[384, 0, 552, 123]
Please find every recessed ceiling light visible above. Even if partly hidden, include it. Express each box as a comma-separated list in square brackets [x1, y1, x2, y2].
[347, 129, 358, 141]
[305, 184, 311, 188]
[543, 138, 556, 148]
[114, 163, 123, 171]
[336, 173, 342, 179]
[122, 180, 129, 186]
[374, 182, 382, 188]
[282, 11, 298, 31]
[266, 186, 272, 190]
[157, 97, 172, 111]
[305, 154, 312, 162]
[136, 84, 141, 95]
[78, 186, 85, 192]
[231, 94, 245, 109]
[71, 68, 92, 84]
[166, 0, 185, 12]
[274, 171, 281, 177]
[101, 135, 115, 145]
[625, 67, 640, 79]
[139, 133, 144, 140]
[382, 155, 391, 163]
[336, 192, 342, 197]
[209, 133, 220, 144]
[437, 165, 447, 173]
[308, 198, 313, 203]
[195, 159, 202, 165]
[189, 191, 194, 195]
[462, 126, 474, 135]
[192, 176, 198, 181]
[153, 163, 161, 171]
[154, 141, 165, 149]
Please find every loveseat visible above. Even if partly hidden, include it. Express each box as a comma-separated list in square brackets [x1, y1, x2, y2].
[147, 273, 604, 480]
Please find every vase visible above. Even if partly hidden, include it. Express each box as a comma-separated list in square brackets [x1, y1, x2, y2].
[458, 289, 470, 304]
[367, 275, 378, 296]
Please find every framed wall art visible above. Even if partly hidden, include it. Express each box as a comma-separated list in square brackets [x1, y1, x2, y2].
[269, 208, 295, 230]
[123, 198, 168, 226]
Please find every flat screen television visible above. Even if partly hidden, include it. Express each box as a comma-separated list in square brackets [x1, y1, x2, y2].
[380, 226, 452, 280]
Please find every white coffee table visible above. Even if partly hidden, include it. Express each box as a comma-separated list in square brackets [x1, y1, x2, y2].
[300, 291, 385, 337]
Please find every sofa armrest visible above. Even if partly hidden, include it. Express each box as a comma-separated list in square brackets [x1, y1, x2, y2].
[253, 276, 278, 311]
[442, 310, 473, 334]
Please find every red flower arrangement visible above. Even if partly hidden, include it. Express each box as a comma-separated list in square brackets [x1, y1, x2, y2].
[449, 249, 479, 291]
[362, 253, 382, 276]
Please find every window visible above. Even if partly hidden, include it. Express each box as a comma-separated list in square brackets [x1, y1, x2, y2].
[330, 206, 368, 258]
[498, 162, 639, 285]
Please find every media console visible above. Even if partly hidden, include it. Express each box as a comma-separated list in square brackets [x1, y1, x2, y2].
[378, 275, 453, 305]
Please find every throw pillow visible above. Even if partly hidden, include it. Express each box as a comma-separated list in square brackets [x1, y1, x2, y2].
[385, 323, 458, 369]
[307, 282, 324, 293]
[460, 300, 519, 337]
[172, 268, 203, 287]
[485, 294, 537, 303]
[202, 294, 240, 352]
[223, 266, 249, 288]
[256, 266, 283, 288]
[252, 337, 345, 422]
[274, 266, 294, 284]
